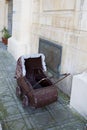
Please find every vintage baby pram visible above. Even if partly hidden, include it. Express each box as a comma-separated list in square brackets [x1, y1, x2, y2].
[15, 54, 58, 108]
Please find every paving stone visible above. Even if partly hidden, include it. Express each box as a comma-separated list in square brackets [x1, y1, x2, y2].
[29, 111, 55, 129]
[2, 118, 32, 130]
[0, 42, 86, 130]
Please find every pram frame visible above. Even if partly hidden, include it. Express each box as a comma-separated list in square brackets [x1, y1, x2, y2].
[15, 54, 58, 108]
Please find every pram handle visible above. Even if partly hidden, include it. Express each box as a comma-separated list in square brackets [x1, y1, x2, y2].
[33, 76, 53, 89]
[51, 73, 70, 86]
[33, 73, 70, 88]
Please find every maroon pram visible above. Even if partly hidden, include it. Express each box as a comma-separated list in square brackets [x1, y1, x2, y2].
[15, 54, 58, 108]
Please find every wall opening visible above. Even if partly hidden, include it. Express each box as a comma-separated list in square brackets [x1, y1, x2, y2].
[39, 38, 62, 77]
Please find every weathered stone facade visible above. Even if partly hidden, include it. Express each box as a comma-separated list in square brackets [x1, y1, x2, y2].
[8, 0, 32, 59]
[0, 0, 87, 96]
[31, 0, 87, 74]
[30, 0, 87, 96]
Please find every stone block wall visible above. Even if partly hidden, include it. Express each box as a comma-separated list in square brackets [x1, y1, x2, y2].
[30, 0, 87, 96]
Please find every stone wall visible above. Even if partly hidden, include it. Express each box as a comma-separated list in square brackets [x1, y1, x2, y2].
[31, 0, 87, 96]
[0, 0, 8, 40]
[5, 0, 87, 96]
[8, 0, 33, 60]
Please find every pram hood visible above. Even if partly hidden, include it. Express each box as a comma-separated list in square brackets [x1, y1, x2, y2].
[22, 53, 46, 76]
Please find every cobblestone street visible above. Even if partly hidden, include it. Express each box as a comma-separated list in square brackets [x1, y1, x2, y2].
[0, 42, 86, 130]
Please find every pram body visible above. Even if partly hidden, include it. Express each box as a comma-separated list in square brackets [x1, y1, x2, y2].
[15, 54, 58, 108]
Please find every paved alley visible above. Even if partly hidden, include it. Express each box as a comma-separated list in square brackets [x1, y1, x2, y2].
[0, 42, 86, 130]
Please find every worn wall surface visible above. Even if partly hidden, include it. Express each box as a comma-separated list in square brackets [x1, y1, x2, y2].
[1, 0, 86, 96]
[8, 0, 33, 60]
[31, 0, 87, 96]
[0, 0, 8, 40]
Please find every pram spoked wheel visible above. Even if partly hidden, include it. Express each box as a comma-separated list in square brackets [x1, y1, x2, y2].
[22, 95, 29, 107]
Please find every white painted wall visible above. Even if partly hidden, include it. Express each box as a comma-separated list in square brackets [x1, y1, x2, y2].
[8, 0, 32, 60]
[70, 72, 87, 119]
[7, 0, 87, 99]
[31, 0, 87, 96]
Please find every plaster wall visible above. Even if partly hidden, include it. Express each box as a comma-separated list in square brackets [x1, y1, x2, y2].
[8, 0, 33, 60]
[6, 0, 87, 96]
[70, 72, 87, 119]
[31, 0, 87, 96]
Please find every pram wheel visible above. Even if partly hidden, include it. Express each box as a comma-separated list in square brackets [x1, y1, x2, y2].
[16, 86, 22, 98]
[22, 95, 29, 107]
